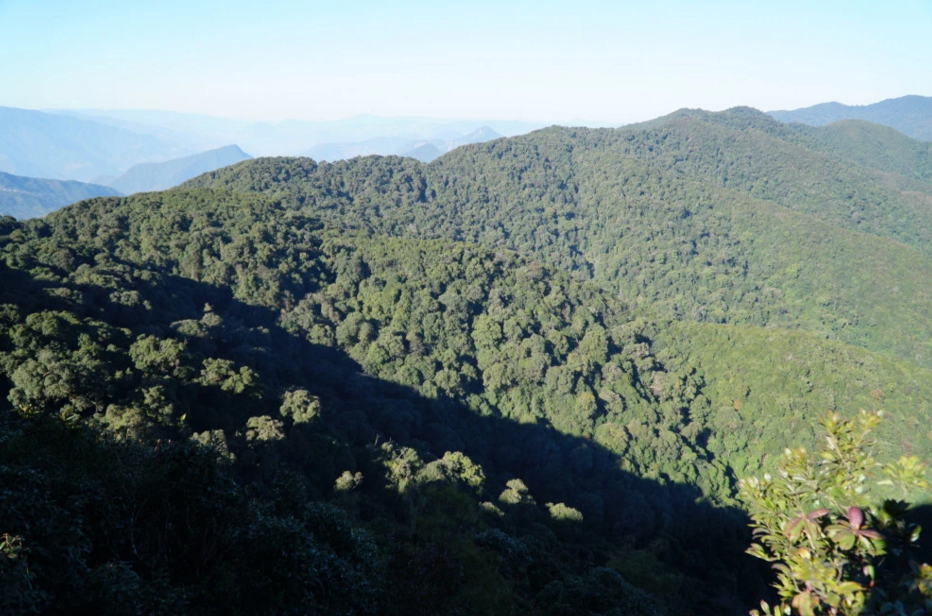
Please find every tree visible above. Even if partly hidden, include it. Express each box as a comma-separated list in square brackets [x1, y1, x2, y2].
[740, 410, 932, 616]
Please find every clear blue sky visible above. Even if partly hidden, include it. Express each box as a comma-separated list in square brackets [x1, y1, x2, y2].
[1, 0, 930, 123]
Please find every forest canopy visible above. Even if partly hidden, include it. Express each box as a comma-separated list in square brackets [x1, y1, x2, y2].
[5, 109, 932, 615]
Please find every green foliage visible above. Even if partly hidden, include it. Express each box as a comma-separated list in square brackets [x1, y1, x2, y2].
[0, 412, 381, 616]
[9, 115, 932, 614]
[741, 411, 932, 616]
[186, 111, 932, 367]
[534, 567, 663, 616]
[4, 189, 728, 614]
[654, 321, 932, 479]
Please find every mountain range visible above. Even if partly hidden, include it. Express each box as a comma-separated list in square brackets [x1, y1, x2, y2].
[189, 107, 932, 368]
[0, 171, 122, 219]
[309, 126, 506, 163]
[51, 108, 544, 158]
[769, 94, 932, 141]
[5, 98, 932, 615]
[0, 106, 187, 182]
[0, 105, 537, 184]
[0, 106, 516, 217]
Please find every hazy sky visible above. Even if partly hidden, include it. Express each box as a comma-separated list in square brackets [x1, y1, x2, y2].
[1, 0, 930, 123]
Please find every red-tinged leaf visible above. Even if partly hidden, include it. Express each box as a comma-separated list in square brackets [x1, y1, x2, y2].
[807, 508, 830, 520]
[858, 529, 883, 540]
[848, 506, 864, 530]
[784, 515, 805, 540]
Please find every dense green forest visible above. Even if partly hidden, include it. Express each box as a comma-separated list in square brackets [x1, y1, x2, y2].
[187, 109, 932, 365]
[4, 110, 932, 615]
[0, 191, 738, 615]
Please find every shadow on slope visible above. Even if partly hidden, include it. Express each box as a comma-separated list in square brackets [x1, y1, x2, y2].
[0, 257, 767, 616]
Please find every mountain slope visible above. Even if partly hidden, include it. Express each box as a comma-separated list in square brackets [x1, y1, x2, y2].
[185, 114, 932, 367]
[653, 320, 932, 479]
[791, 119, 932, 182]
[0, 106, 186, 182]
[0, 188, 754, 614]
[769, 94, 932, 141]
[109, 145, 251, 194]
[402, 142, 443, 162]
[0, 171, 122, 219]
[618, 107, 932, 252]
[446, 126, 504, 150]
[6, 187, 932, 609]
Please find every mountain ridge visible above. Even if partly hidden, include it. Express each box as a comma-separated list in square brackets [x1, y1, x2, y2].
[7, 101, 932, 614]
[769, 94, 932, 140]
[109, 144, 252, 194]
[0, 106, 188, 182]
[0, 170, 122, 219]
[185, 108, 932, 366]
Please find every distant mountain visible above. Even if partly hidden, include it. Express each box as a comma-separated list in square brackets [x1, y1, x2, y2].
[0, 107, 188, 182]
[401, 142, 443, 163]
[304, 137, 419, 162]
[55, 108, 547, 157]
[108, 145, 252, 194]
[0, 171, 121, 219]
[306, 126, 505, 163]
[445, 126, 504, 151]
[769, 95, 932, 140]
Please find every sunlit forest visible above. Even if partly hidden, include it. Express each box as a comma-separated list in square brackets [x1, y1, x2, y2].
[4, 108, 932, 615]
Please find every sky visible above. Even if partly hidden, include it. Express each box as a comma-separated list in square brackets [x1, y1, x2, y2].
[0, 0, 930, 124]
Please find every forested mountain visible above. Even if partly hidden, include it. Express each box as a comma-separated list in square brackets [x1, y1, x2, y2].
[0, 107, 187, 182]
[109, 145, 252, 194]
[790, 119, 932, 182]
[0, 171, 122, 219]
[769, 95, 932, 141]
[0, 189, 749, 615]
[5, 106, 932, 615]
[188, 108, 932, 366]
